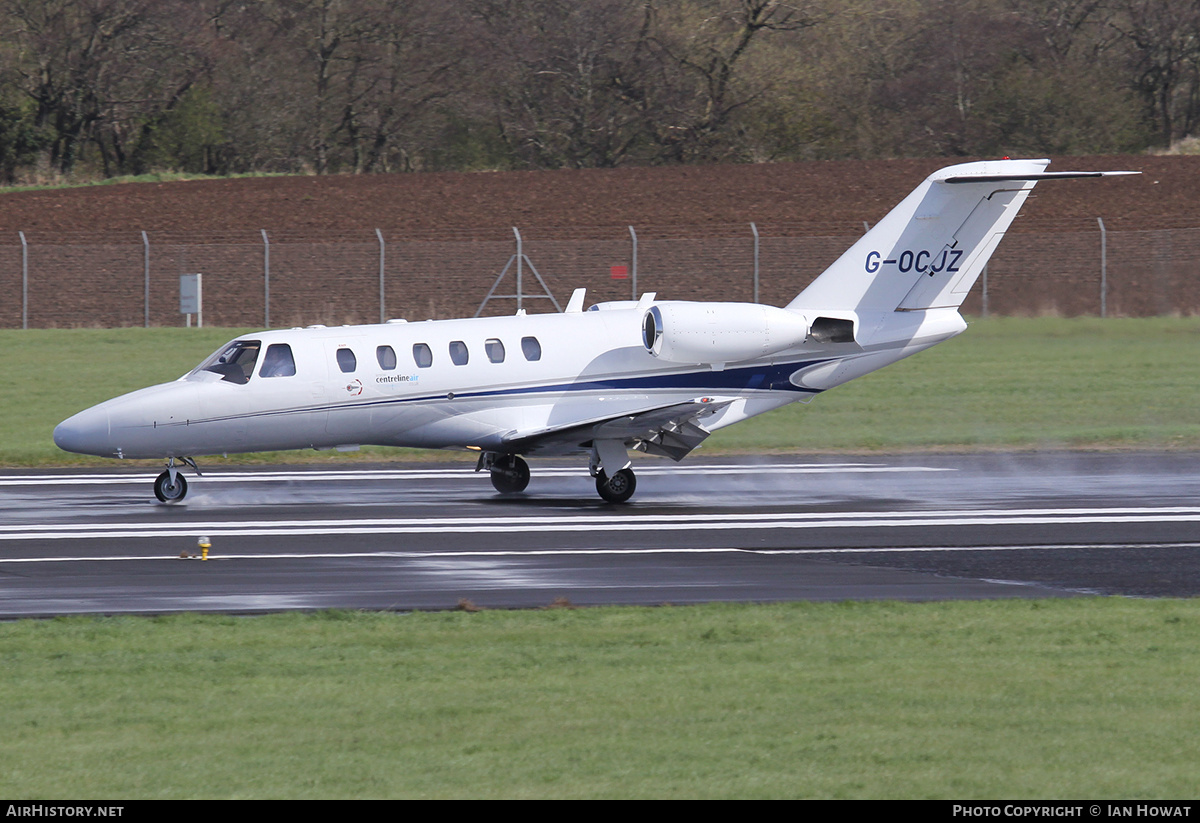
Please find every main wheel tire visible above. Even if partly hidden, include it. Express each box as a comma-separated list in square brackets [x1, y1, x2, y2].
[154, 470, 188, 503]
[490, 455, 530, 494]
[595, 467, 636, 504]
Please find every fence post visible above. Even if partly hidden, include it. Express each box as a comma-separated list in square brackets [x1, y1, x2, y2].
[514, 227, 525, 312]
[19, 231, 27, 329]
[981, 265, 989, 318]
[376, 228, 385, 323]
[750, 222, 760, 304]
[142, 230, 150, 327]
[628, 225, 638, 300]
[261, 229, 271, 327]
[1097, 218, 1107, 318]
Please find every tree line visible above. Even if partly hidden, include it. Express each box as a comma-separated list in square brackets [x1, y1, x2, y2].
[0, 0, 1197, 184]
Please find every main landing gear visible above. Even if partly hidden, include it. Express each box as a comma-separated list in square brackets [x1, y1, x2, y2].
[154, 457, 199, 503]
[487, 454, 531, 494]
[477, 450, 639, 503]
[590, 439, 636, 504]
[595, 468, 637, 504]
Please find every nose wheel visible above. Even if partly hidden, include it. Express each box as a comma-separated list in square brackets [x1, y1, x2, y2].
[153, 457, 198, 503]
[154, 470, 188, 502]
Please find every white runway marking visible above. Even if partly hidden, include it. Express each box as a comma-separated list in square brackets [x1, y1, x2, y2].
[0, 462, 952, 486]
[1, 506, 1197, 549]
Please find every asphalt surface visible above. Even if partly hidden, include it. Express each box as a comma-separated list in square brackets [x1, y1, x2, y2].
[1, 453, 1198, 617]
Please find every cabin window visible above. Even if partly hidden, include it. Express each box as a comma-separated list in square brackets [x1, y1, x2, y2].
[336, 347, 357, 373]
[485, 338, 505, 363]
[377, 345, 397, 370]
[199, 340, 261, 385]
[413, 343, 433, 368]
[259, 344, 296, 378]
[521, 336, 541, 361]
[449, 340, 469, 366]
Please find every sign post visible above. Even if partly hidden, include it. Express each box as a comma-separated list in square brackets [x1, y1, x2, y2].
[180, 273, 202, 328]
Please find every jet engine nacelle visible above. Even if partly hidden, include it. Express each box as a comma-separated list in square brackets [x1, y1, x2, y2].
[642, 302, 810, 365]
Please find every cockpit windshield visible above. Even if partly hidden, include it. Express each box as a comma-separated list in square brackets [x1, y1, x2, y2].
[194, 340, 261, 384]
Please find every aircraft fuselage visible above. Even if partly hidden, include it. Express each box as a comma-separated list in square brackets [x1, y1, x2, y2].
[53, 302, 963, 462]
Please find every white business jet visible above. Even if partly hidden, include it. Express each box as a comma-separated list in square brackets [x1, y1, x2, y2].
[54, 159, 1133, 503]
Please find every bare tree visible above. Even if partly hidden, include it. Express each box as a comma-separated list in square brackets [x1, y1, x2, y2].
[1111, 0, 1200, 147]
[467, 0, 664, 168]
[1, 0, 215, 176]
[336, 0, 463, 173]
[648, 0, 818, 162]
[0, 0, 1182, 179]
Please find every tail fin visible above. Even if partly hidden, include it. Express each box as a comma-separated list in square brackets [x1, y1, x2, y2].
[787, 159, 1135, 314]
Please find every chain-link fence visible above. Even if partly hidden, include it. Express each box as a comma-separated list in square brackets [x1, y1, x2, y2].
[1, 221, 1197, 328]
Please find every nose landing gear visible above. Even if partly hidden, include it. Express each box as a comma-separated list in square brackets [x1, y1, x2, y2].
[154, 470, 188, 502]
[154, 457, 199, 503]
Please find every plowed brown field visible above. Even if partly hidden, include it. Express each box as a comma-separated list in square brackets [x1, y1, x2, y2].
[1, 155, 1195, 239]
[0, 156, 1196, 327]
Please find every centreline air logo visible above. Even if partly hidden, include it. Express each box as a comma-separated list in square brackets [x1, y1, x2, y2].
[866, 248, 963, 275]
[345, 379, 363, 396]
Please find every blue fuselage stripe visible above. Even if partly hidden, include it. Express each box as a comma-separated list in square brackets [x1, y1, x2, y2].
[164, 358, 829, 428]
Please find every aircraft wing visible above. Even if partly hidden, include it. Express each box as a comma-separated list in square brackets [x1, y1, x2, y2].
[500, 396, 738, 461]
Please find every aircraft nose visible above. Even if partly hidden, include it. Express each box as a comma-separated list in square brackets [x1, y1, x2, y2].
[54, 407, 112, 457]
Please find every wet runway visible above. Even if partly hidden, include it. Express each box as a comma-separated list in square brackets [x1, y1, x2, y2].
[1, 453, 1198, 617]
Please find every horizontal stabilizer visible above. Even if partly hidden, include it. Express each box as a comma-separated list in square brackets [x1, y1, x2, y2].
[943, 171, 1139, 184]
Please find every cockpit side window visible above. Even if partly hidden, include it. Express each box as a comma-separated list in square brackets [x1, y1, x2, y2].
[259, 344, 296, 378]
[200, 340, 261, 385]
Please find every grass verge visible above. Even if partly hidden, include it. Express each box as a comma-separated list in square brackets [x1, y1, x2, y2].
[710, 315, 1200, 452]
[7, 316, 1200, 466]
[2, 599, 1198, 799]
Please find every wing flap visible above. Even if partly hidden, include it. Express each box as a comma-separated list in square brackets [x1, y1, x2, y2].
[501, 397, 736, 461]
